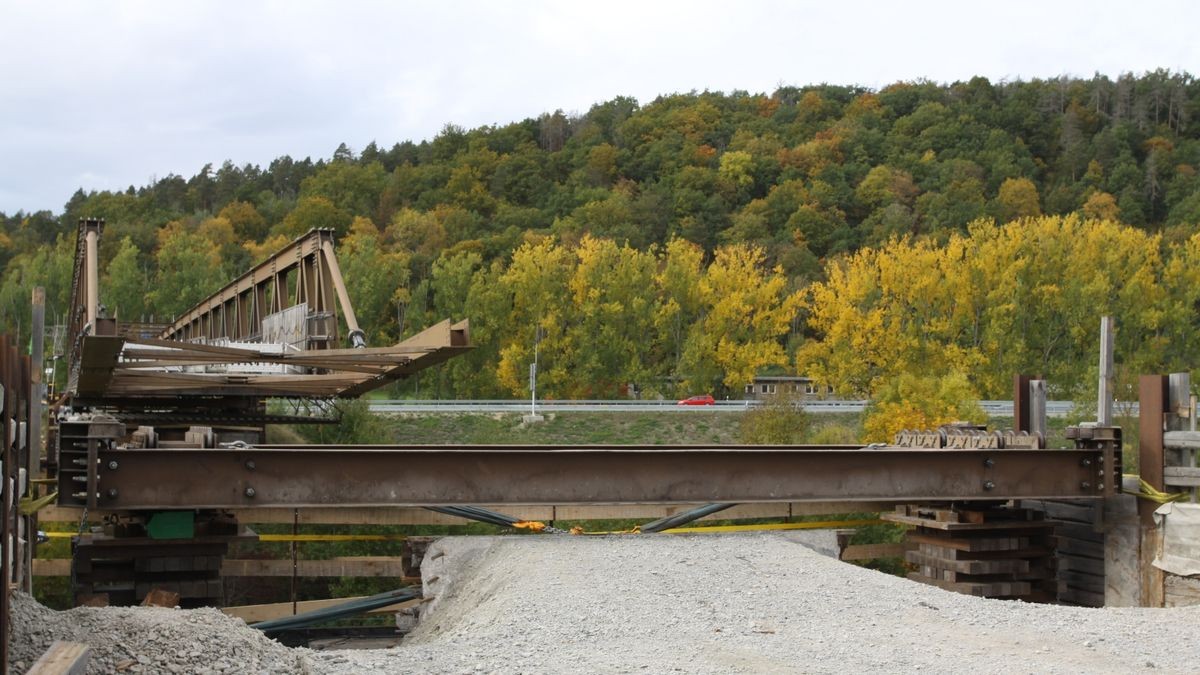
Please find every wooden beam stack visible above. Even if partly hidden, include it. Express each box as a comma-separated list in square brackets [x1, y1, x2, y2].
[884, 504, 1059, 602]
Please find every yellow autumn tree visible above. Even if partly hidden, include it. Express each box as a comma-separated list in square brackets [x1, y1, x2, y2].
[656, 238, 705, 387]
[495, 238, 575, 397]
[800, 215, 1168, 401]
[796, 234, 985, 398]
[992, 177, 1042, 222]
[565, 236, 660, 397]
[861, 372, 986, 443]
[680, 243, 801, 393]
[973, 216, 1165, 397]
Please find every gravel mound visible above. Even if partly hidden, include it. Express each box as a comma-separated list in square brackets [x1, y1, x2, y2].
[8, 592, 315, 674]
[314, 533, 1200, 674]
[11, 533, 1200, 674]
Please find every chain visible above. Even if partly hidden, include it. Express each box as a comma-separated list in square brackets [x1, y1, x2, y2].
[77, 504, 88, 537]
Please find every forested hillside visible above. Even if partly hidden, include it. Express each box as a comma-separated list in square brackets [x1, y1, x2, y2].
[2, 71, 1199, 401]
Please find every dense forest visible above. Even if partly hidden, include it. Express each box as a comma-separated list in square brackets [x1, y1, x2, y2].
[2, 71, 1199, 402]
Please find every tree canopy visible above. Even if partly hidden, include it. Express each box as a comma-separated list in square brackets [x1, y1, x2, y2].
[3, 71, 1200, 399]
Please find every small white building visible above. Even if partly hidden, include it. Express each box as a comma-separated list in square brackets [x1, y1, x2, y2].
[743, 375, 833, 401]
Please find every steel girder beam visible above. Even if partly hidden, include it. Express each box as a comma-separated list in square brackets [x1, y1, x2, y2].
[158, 228, 358, 347]
[89, 445, 1116, 510]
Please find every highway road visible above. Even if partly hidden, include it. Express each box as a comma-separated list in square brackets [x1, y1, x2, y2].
[368, 399, 1106, 417]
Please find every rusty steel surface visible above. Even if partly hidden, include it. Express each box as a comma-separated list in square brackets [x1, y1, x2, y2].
[91, 445, 1114, 510]
[1, 333, 36, 675]
[1013, 374, 1031, 433]
[70, 318, 470, 399]
[1139, 375, 1167, 526]
[159, 229, 344, 346]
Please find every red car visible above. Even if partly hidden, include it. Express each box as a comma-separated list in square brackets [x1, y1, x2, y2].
[677, 394, 716, 406]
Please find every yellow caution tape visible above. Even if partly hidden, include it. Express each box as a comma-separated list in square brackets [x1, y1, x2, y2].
[572, 518, 884, 536]
[258, 534, 407, 542]
[511, 521, 547, 532]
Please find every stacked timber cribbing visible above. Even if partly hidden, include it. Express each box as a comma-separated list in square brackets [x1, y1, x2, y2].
[72, 532, 250, 608]
[884, 504, 1058, 602]
[1021, 499, 1106, 607]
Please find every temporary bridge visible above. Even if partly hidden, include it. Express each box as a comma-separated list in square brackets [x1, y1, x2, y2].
[0, 217, 1192, 672]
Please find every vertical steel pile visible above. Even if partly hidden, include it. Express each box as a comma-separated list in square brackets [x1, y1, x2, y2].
[0, 332, 35, 675]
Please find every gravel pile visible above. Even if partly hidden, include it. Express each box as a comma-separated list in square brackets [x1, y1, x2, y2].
[315, 534, 1200, 674]
[11, 533, 1200, 674]
[8, 592, 315, 674]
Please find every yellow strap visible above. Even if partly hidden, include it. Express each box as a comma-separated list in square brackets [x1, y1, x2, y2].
[1124, 477, 1188, 504]
[258, 534, 406, 542]
[511, 521, 547, 532]
[19, 491, 59, 515]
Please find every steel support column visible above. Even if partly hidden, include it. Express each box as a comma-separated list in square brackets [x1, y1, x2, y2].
[91, 445, 1114, 510]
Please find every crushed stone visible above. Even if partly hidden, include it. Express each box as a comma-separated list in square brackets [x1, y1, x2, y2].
[8, 592, 315, 674]
[11, 533, 1200, 674]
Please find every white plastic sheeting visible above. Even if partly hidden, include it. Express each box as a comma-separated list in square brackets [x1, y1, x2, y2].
[1153, 502, 1200, 577]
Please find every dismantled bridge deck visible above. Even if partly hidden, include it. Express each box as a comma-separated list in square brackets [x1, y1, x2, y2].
[92, 444, 1115, 510]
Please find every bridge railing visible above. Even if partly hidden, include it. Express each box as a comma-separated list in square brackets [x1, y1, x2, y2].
[367, 399, 1096, 416]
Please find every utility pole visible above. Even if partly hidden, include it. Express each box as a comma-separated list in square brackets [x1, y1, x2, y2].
[525, 326, 544, 424]
[1098, 315, 1114, 426]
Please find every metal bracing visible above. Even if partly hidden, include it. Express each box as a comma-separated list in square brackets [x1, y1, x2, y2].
[87, 444, 1117, 510]
[70, 318, 469, 399]
[66, 218, 105, 392]
[62, 223, 471, 401]
[158, 228, 363, 349]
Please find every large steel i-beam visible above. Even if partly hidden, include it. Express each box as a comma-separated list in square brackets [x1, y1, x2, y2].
[91, 445, 1115, 510]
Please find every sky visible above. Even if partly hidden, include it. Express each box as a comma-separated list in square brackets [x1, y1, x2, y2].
[1, 0, 1197, 215]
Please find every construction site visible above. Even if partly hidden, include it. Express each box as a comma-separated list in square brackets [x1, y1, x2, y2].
[1, 218, 1199, 673]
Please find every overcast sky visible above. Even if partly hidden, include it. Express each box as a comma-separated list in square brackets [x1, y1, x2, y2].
[1, 0, 1197, 215]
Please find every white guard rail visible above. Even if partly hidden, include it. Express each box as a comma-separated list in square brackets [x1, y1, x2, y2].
[368, 399, 1091, 416]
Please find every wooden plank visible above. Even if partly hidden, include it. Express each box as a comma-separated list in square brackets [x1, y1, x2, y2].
[1060, 587, 1105, 607]
[883, 512, 1053, 532]
[1143, 526, 1165, 608]
[1057, 555, 1106, 576]
[35, 557, 410, 578]
[907, 532, 1048, 552]
[33, 559, 70, 576]
[1164, 574, 1200, 607]
[906, 551, 1030, 575]
[222, 557, 406, 578]
[1059, 569, 1104, 592]
[1023, 500, 1097, 524]
[221, 595, 420, 623]
[1053, 523, 1104, 543]
[916, 541, 1054, 560]
[27, 641, 90, 675]
[907, 572, 1031, 597]
[839, 542, 910, 561]
[140, 588, 181, 607]
[1162, 467, 1200, 487]
[1056, 537, 1105, 559]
